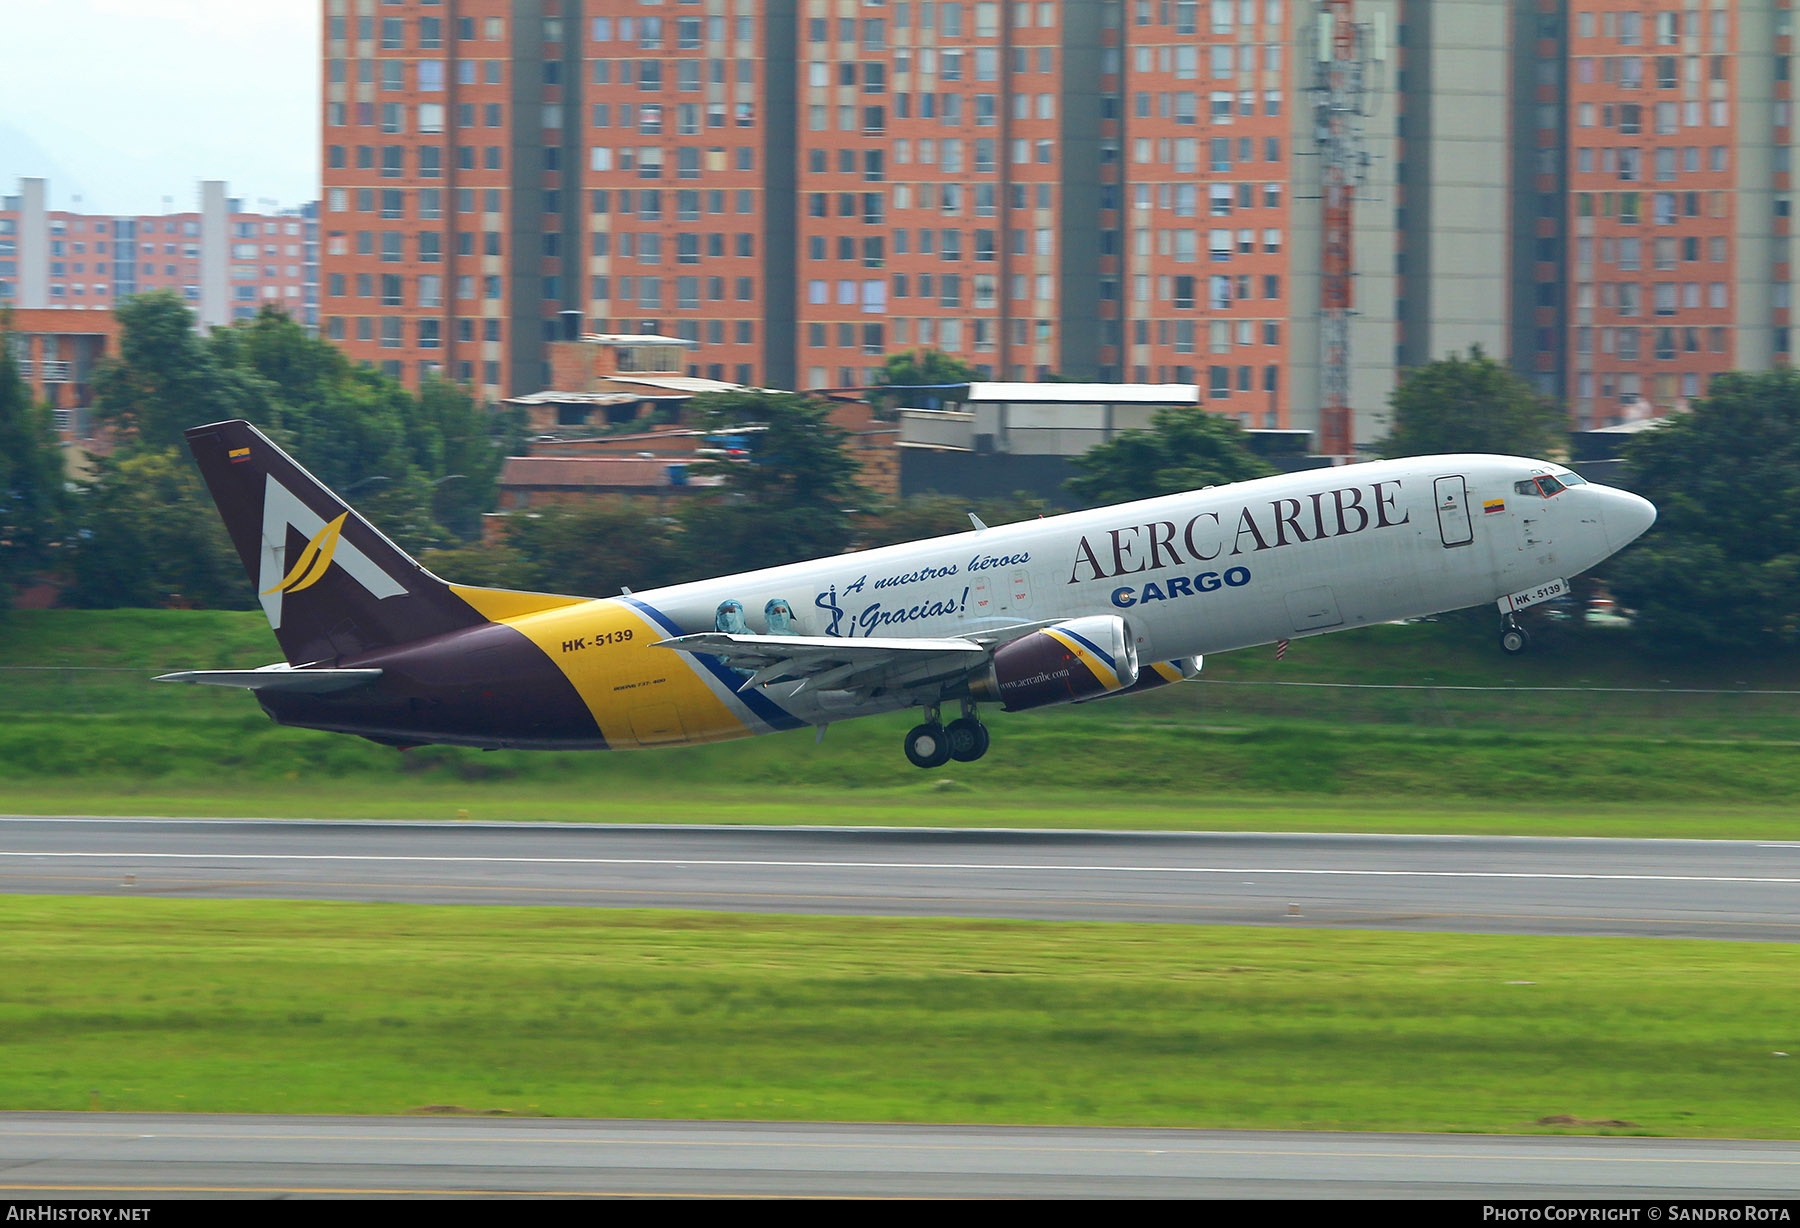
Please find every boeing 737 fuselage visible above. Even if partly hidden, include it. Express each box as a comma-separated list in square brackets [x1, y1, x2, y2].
[161, 420, 1656, 767]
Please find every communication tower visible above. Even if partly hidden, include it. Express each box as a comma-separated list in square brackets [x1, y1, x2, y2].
[1310, 2, 1385, 461]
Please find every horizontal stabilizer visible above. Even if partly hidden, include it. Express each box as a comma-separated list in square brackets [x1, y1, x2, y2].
[153, 666, 383, 694]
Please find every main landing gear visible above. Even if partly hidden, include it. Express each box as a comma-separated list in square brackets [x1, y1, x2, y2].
[904, 700, 990, 768]
[1499, 614, 1531, 655]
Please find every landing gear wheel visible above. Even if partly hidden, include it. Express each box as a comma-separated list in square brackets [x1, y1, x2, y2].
[904, 722, 952, 769]
[945, 717, 990, 763]
[1500, 624, 1531, 655]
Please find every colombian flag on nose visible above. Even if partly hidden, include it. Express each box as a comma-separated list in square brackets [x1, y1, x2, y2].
[1483, 499, 1505, 514]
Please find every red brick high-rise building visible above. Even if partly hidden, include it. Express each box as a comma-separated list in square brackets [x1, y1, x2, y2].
[321, 2, 1311, 424]
[324, 2, 1800, 444]
[1, 177, 315, 328]
[1557, 0, 1752, 428]
[582, 3, 795, 388]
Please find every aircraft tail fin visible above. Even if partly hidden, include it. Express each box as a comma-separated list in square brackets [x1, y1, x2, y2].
[185, 419, 502, 665]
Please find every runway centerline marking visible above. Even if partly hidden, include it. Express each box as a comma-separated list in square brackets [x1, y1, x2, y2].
[2, 851, 1798, 886]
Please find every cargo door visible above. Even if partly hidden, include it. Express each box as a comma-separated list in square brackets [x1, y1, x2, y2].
[1434, 475, 1474, 548]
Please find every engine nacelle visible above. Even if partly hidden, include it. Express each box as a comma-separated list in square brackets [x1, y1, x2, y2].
[1077, 655, 1202, 703]
[971, 615, 1140, 712]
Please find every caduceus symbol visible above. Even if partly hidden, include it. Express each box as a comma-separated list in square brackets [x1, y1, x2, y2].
[814, 585, 845, 637]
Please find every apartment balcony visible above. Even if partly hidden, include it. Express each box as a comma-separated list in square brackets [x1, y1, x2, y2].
[18, 360, 71, 381]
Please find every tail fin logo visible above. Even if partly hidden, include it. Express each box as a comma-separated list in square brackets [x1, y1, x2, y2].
[262, 512, 349, 596]
[258, 478, 406, 630]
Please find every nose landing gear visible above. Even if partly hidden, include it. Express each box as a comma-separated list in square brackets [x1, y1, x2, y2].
[904, 701, 990, 768]
[1499, 614, 1531, 655]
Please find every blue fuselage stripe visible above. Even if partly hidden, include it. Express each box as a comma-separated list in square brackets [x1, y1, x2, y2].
[622, 595, 807, 732]
[1058, 627, 1117, 674]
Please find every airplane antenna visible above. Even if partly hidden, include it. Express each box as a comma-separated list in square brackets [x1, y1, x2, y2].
[968, 513, 988, 531]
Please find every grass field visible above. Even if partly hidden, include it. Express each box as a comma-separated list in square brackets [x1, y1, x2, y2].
[5, 612, 1798, 1139]
[4, 895, 1797, 1137]
[7, 780, 1800, 839]
[5, 609, 1800, 833]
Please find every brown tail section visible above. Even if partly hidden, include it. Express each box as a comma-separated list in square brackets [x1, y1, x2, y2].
[185, 419, 493, 665]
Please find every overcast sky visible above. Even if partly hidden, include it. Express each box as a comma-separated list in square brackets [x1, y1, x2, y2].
[0, 0, 318, 215]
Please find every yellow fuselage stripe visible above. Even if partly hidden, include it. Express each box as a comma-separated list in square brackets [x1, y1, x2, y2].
[1042, 627, 1120, 691]
[475, 596, 755, 749]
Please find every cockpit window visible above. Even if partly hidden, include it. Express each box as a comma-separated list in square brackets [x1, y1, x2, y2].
[1558, 471, 1588, 486]
[1515, 475, 1569, 497]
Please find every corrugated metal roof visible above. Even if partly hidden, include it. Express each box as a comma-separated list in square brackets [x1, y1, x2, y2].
[608, 375, 747, 393]
[1587, 414, 1678, 435]
[504, 391, 641, 406]
[582, 333, 697, 347]
[965, 382, 1201, 404]
[501, 456, 723, 489]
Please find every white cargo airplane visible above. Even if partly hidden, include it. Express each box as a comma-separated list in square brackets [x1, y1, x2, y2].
[160, 421, 1655, 767]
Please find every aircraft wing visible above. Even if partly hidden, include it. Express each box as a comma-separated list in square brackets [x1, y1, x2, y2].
[655, 632, 990, 696]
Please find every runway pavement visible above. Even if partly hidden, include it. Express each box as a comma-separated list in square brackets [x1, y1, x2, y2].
[6, 817, 1797, 1198]
[2, 816, 1798, 940]
[5, 1113, 1800, 1199]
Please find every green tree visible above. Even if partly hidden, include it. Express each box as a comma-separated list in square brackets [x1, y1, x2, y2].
[61, 450, 253, 611]
[91, 293, 272, 453]
[1066, 407, 1273, 508]
[681, 389, 869, 572]
[225, 312, 509, 548]
[855, 493, 1048, 550]
[1607, 370, 1800, 655]
[209, 308, 464, 549]
[64, 301, 522, 608]
[869, 349, 980, 412]
[416, 541, 532, 591]
[496, 499, 698, 596]
[208, 301, 343, 411]
[93, 302, 507, 559]
[0, 338, 67, 604]
[416, 376, 508, 541]
[1378, 345, 1568, 460]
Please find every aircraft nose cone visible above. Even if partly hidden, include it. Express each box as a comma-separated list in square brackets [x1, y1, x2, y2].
[1600, 487, 1657, 553]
